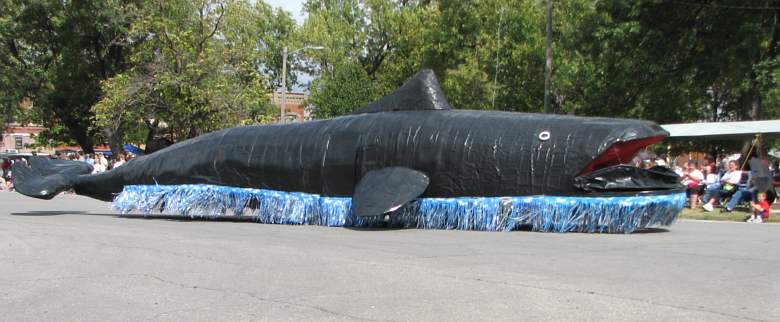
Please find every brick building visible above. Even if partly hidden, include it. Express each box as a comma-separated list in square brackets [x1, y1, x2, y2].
[1, 123, 45, 153]
[270, 92, 308, 122]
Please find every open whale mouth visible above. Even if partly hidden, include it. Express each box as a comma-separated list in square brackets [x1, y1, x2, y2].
[578, 135, 666, 176]
[575, 135, 682, 194]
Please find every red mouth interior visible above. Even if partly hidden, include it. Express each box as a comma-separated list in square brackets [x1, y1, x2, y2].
[578, 135, 666, 176]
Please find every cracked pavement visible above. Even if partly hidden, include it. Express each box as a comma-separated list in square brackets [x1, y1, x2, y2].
[1, 192, 778, 321]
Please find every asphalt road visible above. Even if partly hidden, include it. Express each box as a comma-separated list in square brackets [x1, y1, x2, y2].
[1, 192, 778, 321]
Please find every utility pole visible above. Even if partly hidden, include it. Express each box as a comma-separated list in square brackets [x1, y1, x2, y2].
[280, 45, 288, 124]
[492, 7, 505, 110]
[279, 45, 324, 124]
[544, 0, 553, 114]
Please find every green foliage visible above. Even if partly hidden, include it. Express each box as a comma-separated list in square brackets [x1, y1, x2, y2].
[4, 0, 780, 154]
[298, 0, 569, 114]
[93, 0, 289, 146]
[566, 1, 780, 122]
[301, 0, 780, 127]
[300, 0, 439, 113]
[0, 0, 138, 152]
[310, 63, 380, 118]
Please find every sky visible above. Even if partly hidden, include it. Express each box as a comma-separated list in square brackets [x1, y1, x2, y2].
[255, 0, 311, 92]
[263, 0, 306, 24]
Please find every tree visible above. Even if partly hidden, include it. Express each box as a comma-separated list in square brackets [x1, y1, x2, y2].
[301, 0, 780, 129]
[301, 0, 440, 115]
[565, 1, 780, 156]
[0, 0, 138, 153]
[309, 62, 380, 118]
[92, 0, 292, 152]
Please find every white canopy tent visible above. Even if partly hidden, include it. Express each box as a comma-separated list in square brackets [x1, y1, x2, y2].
[661, 120, 780, 140]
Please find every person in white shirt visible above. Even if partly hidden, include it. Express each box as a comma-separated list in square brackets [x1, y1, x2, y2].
[681, 161, 704, 208]
[702, 165, 718, 186]
[92, 153, 108, 174]
[702, 160, 742, 211]
[113, 154, 126, 168]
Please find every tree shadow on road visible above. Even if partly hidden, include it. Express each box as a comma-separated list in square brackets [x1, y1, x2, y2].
[10, 211, 91, 216]
[10, 211, 258, 223]
[117, 214, 263, 223]
[631, 227, 669, 234]
[7, 211, 672, 234]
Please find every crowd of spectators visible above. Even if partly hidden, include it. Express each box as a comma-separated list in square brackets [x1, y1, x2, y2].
[0, 151, 134, 192]
[60, 151, 131, 173]
[659, 154, 778, 223]
[0, 156, 24, 191]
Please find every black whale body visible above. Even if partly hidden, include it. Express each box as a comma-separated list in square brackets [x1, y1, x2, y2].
[73, 109, 665, 198]
[13, 70, 680, 217]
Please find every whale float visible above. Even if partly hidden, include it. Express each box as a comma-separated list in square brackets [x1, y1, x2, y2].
[13, 70, 684, 232]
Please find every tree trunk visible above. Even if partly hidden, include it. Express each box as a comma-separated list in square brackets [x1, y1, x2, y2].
[749, 86, 761, 121]
[60, 116, 94, 154]
[144, 123, 157, 153]
[142, 122, 173, 154]
[75, 134, 95, 154]
[104, 128, 125, 158]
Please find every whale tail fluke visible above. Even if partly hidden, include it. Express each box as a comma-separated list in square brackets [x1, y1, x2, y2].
[12, 156, 93, 199]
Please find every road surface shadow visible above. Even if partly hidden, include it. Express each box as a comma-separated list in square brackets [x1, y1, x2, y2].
[632, 227, 669, 234]
[10, 211, 258, 222]
[343, 226, 413, 231]
[11, 210, 90, 216]
[117, 214, 263, 223]
[8, 211, 671, 234]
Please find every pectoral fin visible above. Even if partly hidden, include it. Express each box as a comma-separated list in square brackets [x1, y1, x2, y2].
[352, 167, 429, 217]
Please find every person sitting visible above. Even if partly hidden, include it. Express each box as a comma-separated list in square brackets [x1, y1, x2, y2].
[722, 171, 755, 212]
[702, 160, 742, 212]
[721, 159, 777, 212]
[702, 165, 718, 187]
[681, 160, 704, 208]
[747, 192, 771, 223]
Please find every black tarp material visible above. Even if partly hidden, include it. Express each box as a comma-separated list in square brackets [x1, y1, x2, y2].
[13, 69, 681, 206]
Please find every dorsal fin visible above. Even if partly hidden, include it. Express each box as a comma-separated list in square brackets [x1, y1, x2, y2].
[352, 69, 452, 114]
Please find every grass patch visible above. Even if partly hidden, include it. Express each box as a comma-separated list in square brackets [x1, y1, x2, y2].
[679, 207, 779, 223]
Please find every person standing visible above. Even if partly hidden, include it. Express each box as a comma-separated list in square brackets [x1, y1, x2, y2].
[113, 154, 126, 168]
[84, 154, 95, 166]
[92, 153, 108, 173]
[0, 158, 9, 181]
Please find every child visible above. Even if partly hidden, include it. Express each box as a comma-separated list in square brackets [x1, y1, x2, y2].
[748, 192, 771, 223]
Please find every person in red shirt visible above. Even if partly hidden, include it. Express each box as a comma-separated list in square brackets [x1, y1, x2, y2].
[748, 192, 771, 223]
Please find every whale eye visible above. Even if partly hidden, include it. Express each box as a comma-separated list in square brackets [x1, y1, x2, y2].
[538, 131, 551, 141]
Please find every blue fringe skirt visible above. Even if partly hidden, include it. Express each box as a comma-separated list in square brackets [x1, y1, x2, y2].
[112, 185, 685, 233]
